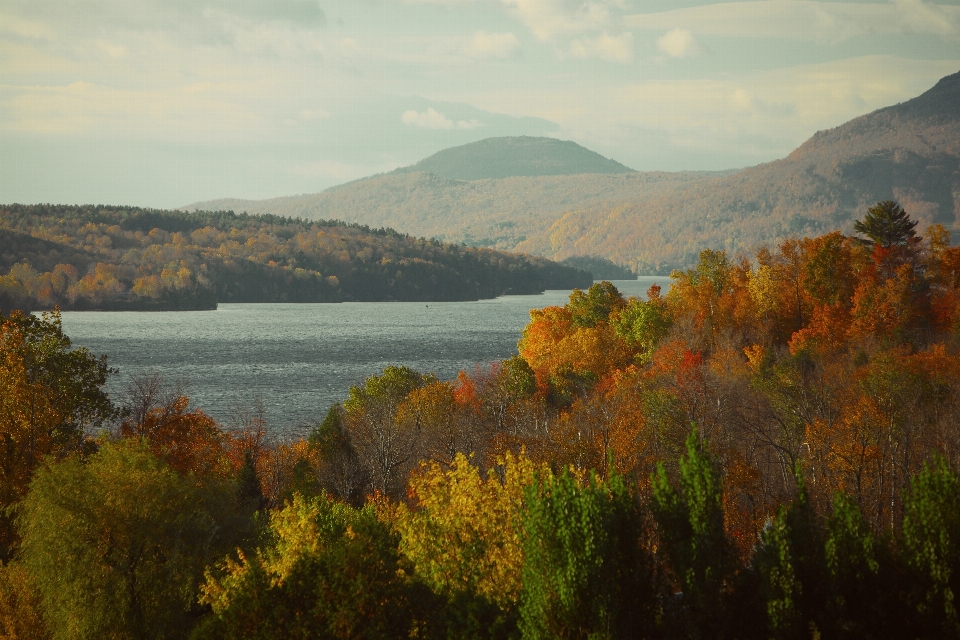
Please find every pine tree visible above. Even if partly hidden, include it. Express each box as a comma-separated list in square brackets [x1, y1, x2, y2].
[853, 200, 919, 249]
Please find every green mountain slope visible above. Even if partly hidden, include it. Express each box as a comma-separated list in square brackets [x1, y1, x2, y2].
[186, 70, 960, 272]
[395, 136, 634, 180]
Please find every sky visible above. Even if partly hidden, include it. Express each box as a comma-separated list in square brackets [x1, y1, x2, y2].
[1, 0, 959, 209]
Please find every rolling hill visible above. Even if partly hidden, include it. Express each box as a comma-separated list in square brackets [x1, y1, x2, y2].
[187, 70, 960, 272]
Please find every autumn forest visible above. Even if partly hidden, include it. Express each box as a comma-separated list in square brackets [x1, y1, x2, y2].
[0, 204, 591, 311]
[3, 201, 960, 638]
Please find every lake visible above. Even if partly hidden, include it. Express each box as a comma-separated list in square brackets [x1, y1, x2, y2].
[59, 278, 668, 435]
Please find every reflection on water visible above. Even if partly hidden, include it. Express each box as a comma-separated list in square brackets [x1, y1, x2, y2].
[59, 278, 669, 433]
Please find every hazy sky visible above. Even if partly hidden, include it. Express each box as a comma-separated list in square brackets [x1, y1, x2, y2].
[1, 0, 959, 208]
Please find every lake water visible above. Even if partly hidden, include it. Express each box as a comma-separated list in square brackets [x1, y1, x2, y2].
[59, 278, 668, 434]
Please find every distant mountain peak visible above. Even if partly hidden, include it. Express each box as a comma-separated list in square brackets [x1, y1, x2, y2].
[893, 68, 960, 119]
[394, 136, 635, 181]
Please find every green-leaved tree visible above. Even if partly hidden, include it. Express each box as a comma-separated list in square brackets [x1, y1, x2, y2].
[18, 439, 240, 640]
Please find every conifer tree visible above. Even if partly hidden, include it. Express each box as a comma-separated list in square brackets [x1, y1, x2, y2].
[853, 200, 919, 249]
[651, 426, 734, 639]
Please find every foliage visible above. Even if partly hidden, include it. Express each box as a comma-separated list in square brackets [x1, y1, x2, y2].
[519, 465, 656, 640]
[0, 309, 114, 560]
[902, 456, 960, 637]
[854, 200, 920, 249]
[8, 199, 960, 637]
[0, 204, 591, 310]
[308, 404, 366, 504]
[18, 439, 240, 640]
[651, 427, 733, 639]
[567, 281, 626, 328]
[0, 560, 49, 639]
[612, 285, 672, 363]
[343, 366, 437, 498]
[393, 451, 539, 638]
[195, 493, 418, 640]
[396, 452, 536, 605]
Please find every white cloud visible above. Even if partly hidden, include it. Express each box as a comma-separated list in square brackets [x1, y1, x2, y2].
[501, 0, 620, 42]
[401, 107, 483, 129]
[464, 31, 521, 59]
[656, 29, 703, 58]
[569, 32, 634, 63]
[625, 1, 960, 44]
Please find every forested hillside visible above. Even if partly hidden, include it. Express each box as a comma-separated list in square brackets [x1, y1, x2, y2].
[0, 204, 590, 311]
[187, 70, 960, 274]
[531, 69, 960, 271]
[4, 203, 960, 638]
[394, 136, 635, 180]
[186, 170, 718, 268]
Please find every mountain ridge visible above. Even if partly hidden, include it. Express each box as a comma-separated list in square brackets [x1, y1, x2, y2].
[185, 70, 960, 271]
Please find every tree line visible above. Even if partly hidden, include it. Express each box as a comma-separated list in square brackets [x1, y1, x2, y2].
[3, 200, 960, 637]
[0, 204, 591, 311]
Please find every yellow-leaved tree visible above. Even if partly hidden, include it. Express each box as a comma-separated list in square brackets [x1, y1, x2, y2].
[393, 451, 545, 610]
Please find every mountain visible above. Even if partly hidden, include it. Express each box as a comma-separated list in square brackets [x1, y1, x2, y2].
[186, 171, 726, 264]
[186, 70, 960, 272]
[527, 70, 960, 270]
[394, 136, 634, 180]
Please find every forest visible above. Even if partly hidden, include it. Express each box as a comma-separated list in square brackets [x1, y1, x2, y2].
[0, 204, 591, 311]
[3, 200, 960, 638]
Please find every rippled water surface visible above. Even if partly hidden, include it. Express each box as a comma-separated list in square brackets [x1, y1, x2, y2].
[59, 278, 666, 433]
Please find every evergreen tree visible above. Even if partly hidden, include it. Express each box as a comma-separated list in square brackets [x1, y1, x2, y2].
[519, 465, 656, 639]
[824, 492, 897, 639]
[651, 426, 734, 639]
[853, 200, 919, 249]
[754, 471, 827, 640]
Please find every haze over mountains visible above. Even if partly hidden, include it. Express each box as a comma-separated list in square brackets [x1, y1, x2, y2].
[188, 70, 960, 272]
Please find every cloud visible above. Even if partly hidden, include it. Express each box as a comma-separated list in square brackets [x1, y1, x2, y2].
[401, 108, 483, 129]
[569, 32, 634, 63]
[96, 40, 128, 59]
[0, 12, 57, 40]
[625, 0, 960, 44]
[464, 55, 958, 170]
[656, 29, 703, 58]
[609, 55, 955, 152]
[1, 80, 259, 138]
[464, 31, 521, 59]
[501, 0, 620, 42]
